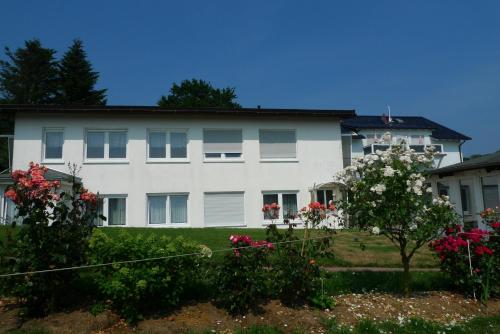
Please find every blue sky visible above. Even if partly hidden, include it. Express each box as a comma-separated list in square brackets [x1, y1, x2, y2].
[1, 1, 499, 155]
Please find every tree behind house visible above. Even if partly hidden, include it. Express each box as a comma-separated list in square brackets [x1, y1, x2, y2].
[56, 39, 107, 105]
[158, 78, 241, 108]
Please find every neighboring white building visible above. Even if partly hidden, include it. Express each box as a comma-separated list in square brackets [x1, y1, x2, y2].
[0, 106, 471, 228]
[429, 152, 500, 230]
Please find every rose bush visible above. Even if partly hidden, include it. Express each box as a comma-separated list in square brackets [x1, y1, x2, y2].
[1, 163, 100, 316]
[430, 208, 499, 302]
[213, 233, 274, 314]
[334, 144, 459, 295]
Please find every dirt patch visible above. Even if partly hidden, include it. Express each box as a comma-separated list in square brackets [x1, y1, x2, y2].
[1, 292, 499, 333]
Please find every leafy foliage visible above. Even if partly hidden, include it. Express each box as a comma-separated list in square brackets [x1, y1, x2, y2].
[88, 230, 205, 322]
[212, 235, 274, 314]
[0, 39, 59, 104]
[56, 39, 106, 105]
[158, 78, 241, 108]
[335, 144, 459, 295]
[1, 163, 99, 316]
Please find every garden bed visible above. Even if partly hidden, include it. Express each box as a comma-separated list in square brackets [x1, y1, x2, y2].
[2, 292, 499, 333]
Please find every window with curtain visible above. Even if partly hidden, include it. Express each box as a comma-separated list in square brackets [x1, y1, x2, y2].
[93, 198, 104, 227]
[148, 195, 166, 224]
[3, 197, 17, 224]
[170, 195, 188, 224]
[259, 129, 296, 159]
[86, 131, 105, 158]
[262, 192, 298, 221]
[483, 185, 499, 210]
[108, 197, 126, 225]
[149, 132, 166, 158]
[109, 131, 127, 158]
[44, 130, 63, 159]
[170, 132, 187, 158]
[203, 129, 242, 159]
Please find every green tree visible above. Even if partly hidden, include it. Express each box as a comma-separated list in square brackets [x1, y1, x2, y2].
[158, 79, 241, 108]
[0, 39, 59, 104]
[56, 39, 106, 105]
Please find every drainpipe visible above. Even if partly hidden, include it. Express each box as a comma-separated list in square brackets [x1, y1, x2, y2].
[458, 140, 466, 162]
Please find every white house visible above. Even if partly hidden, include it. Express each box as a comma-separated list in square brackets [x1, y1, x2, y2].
[429, 152, 500, 230]
[0, 105, 470, 228]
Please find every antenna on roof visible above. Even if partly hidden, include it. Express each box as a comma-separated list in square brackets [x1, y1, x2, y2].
[387, 105, 392, 123]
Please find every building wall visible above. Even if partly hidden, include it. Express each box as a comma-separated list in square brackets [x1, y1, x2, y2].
[430, 170, 500, 230]
[12, 112, 344, 228]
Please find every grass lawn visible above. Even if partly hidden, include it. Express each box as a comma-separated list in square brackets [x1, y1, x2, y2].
[0, 226, 439, 268]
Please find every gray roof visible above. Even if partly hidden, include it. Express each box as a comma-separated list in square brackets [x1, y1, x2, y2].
[342, 116, 471, 141]
[0, 168, 80, 184]
[430, 151, 500, 176]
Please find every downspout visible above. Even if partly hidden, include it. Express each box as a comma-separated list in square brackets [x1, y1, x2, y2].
[458, 140, 466, 162]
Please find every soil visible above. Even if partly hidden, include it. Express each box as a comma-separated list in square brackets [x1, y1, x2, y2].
[1, 292, 499, 334]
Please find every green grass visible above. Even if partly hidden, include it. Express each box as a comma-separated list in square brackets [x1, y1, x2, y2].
[0, 226, 439, 268]
[324, 271, 453, 295]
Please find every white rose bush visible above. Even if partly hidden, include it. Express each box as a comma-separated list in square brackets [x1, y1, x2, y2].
[334, 144, 458, 295]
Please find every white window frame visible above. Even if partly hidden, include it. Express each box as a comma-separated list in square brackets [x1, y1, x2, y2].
[84, 129, 128, 163]
[259, 129, 298, 162]
[146, 193, 189, 227]
[203, 128, 244, 162]
[146, 129, 189, 163]
[97, 195, 127, 227]
[42, 128, 65, 164]
[262, 191, 299, 225]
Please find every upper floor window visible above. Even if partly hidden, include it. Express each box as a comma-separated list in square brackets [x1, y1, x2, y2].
[43, 128, 64, 161]
[203, 129, 242, 160]
[147, 130, 188, 161]
[85, 130, 127, 161]
[259, 129, 296, 160]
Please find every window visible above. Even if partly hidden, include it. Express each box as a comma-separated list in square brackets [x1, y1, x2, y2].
[483, 185, 499, 210]
[203, 129, 242, 159]
[147, 130, 188, 160]
[460, 185, 471, 214]
[437, 183, 449, 196]
[204, 192, 245, 226]
[147, 194, 188, 225]
[316, 189, 334, 206]
[86, 130, 127, 160]
[262, 192, 298, 222]
[94, 196, 127, 226]
[43, 129, 64, 160]
[259, 129, 296, 159]
[2, 196, 17, 224]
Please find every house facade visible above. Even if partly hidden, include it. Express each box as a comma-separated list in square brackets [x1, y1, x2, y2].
[0, 105, 471, 228]
[429, 152, 500, 230]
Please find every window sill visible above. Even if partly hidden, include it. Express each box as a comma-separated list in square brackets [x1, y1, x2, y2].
[203, 159, 245, 163]
[147, 223, 190, 228]
[83, 160, 129, 165]
[42, 159, 65, 165]
[260, 158, 299, 163]
[262, 220, 302, 226]
[146, 159, 190, 164]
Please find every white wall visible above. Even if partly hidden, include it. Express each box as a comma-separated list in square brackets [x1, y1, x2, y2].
[12, 112, 344, 228]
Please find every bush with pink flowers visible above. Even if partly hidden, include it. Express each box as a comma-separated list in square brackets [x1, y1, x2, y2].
[430, 210, 499, 302]
[1, 163, 101, 316]
[213, 234, 274, 314]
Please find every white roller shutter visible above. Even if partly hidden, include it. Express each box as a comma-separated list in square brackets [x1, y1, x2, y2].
[204, 192, 245, 226]
[203, 129, 242, 154]
[259, 129, 296, 159]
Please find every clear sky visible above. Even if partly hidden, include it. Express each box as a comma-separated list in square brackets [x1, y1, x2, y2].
[1, 0, 499, 155]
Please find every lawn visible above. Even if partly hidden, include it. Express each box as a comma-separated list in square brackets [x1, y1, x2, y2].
[0, 226, 439, 268]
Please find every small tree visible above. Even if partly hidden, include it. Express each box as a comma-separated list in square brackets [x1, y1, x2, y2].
[335, 144, 458, 295]
[3, 163, 100, 315]
[158, 78, 241, 108]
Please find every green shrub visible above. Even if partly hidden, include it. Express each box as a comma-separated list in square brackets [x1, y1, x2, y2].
[88, 229, 204, 322]
[212, 235, 274, 315]
[1, 163, 99, 316]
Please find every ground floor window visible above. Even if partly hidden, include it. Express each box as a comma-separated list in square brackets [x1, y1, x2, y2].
[483, 184, 499, 210]
[316, 189, 334, 207]
[204, 192, 245, 227]
[262, 192, 298, 222]
[460, 185, 472, 215]
[1, 196, 16, 224]
[148, 194, 188, 225]
[94, 196, 127, 226]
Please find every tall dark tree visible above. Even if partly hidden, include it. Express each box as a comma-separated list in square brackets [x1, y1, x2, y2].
[158, 79, 241, 108]
[56, 39, 106, 105]
[0, 39, 59, 104]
